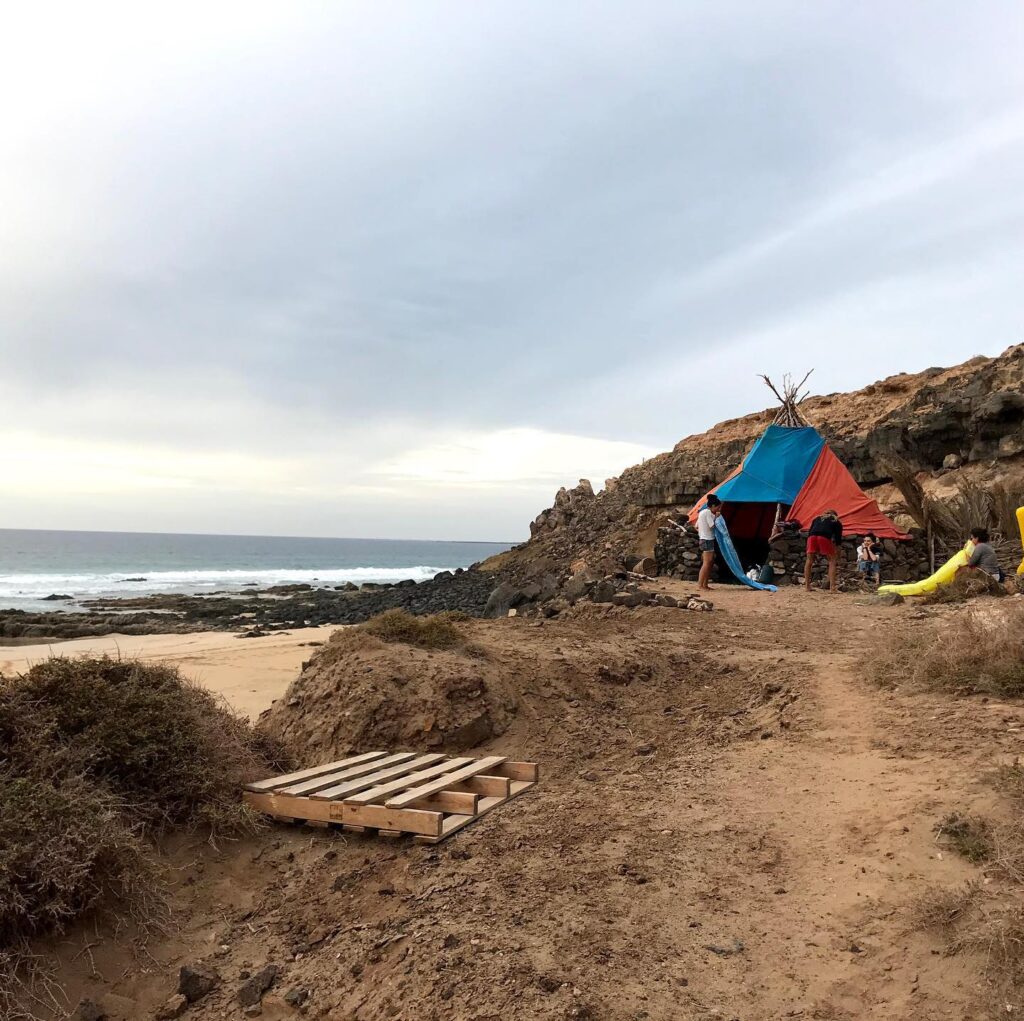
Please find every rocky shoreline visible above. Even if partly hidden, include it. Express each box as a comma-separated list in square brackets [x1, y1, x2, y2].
[0, 569, 498, 642]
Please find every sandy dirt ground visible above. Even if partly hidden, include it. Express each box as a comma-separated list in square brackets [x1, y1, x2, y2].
[22, 585, 1024, 1021]
[0, 627, 340, 720]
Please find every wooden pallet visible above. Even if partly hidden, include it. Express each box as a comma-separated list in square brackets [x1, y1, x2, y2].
[243, 751, 538, 843]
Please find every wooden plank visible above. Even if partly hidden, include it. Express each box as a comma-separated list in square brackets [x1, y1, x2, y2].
[404, 790, 479, 814]
[244, 790, 334, 823]
[244, 751, 387, 792]
[413, 780, 534, 844]
[278, 752, 419, 797]
[493, 760, 540, 782]
[447, 774, 511, 798]
[385, 756, 507, 809]
[333, 802, 442, 837]
[344, 757, 474, 805]
[312, 754, 448, 801]
[245, 791, 441, 836]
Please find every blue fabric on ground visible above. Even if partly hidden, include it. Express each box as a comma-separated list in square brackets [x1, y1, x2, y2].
[714, 515, 777, 592]
[715, 425, 825, 505]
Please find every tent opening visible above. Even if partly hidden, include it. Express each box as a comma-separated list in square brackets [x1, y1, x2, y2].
[719, 502, 786, 579]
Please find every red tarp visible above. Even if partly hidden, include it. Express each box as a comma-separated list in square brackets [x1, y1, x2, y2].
[788, 447, 909, 539]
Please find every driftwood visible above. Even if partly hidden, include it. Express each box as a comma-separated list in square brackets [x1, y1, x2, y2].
[761, 371, 813, 427]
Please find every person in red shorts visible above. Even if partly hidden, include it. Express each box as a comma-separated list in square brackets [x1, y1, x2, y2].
[804, 509, 843, 593]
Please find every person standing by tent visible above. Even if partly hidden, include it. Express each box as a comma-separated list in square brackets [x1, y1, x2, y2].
[697, 494, 723, 591]
[804, 509, 842, 593]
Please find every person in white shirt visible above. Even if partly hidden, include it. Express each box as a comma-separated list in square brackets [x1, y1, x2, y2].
[696, 494, 723, 591]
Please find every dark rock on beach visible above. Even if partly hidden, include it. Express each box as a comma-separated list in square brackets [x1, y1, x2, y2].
[0, 570, 499, 642]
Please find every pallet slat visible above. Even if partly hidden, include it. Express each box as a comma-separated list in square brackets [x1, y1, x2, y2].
[344, 757, 475, 805]
[245, 751, 387, 792]
[385, 756, 507, 809]
[278, 752, 419, 797]
[312, 753, 448, 800]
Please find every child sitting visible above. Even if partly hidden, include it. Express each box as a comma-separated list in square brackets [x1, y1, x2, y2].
[856, 533, 882, 586]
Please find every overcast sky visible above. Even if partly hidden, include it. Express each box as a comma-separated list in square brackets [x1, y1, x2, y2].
[2, 2, 1022, 540]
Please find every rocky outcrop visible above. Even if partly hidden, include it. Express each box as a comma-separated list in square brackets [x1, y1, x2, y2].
[530, 479, 596, 536]
[488, 344, 1023, 585]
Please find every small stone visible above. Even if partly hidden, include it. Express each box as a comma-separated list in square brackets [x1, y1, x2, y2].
[178, 963, 220, 1003]
[284, 987, 310, 1008]
[75, 1000, 107, 1021]
[243, 1007, 263, 1018]
[154, 994, 188, 1021]
[238, 964, 279, 1007]
[582, 771, 599, 782]
[635, 743, 656, 756]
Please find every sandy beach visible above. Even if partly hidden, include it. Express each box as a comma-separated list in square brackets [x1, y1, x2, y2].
[0, 626, 340, 719]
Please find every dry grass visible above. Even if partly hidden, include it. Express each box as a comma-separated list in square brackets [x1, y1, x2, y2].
[0, 654, 284, 1012]
[870, 603, 1024, 697]
[360, 609, 470, 650]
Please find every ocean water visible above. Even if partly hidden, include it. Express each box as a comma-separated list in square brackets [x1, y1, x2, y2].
[0, 529, 513, 612]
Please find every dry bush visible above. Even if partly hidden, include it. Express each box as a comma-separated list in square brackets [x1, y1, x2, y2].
[870, 604, 1024, 697]
[2, 656, 282, 832]
[936, 813, 993, 864]
[0, 656, 282, 977]
[919, 570, 1006, 605]
[914, 882, 981, 932]
[951, 903, 1024, 990]
[360, 609, 470, 650]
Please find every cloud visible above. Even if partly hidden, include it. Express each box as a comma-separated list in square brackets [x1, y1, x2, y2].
[1, 2, 1022, 536]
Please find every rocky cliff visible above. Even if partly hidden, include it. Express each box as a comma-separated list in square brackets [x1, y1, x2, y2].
[485, 344, 1024, 581]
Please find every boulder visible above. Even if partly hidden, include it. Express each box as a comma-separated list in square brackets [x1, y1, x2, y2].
[483, 582, 524, 618]
[589, 580, 617, 604]
[612, 591, 644, 608]
[562, 572, 595, 603]
[942, 453, 963, 469]
[653, 593, 678, 608]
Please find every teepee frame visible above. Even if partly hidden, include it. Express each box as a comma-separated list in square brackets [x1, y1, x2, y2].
[760, 371, 813, 428]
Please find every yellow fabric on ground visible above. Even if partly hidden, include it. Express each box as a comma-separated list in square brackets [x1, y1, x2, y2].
[878, 543, 972, 597]
[1017, 506, 1024, 575]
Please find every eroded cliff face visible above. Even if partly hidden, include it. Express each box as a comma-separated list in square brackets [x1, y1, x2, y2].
[488, 344, 1023, 580]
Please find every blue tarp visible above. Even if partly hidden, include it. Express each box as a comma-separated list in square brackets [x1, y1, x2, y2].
[715, 425, 825, 506]
[714, 515, 777, 592]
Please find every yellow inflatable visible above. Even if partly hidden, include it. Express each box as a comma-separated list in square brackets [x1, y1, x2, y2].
[1017, 506, 1024, 575]
[878, 543, 973, 597]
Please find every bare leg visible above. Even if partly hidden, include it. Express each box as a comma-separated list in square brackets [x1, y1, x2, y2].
[698, 550, 714, 590]
[804, 554, 814, 591]
[828, 555, 837, 592]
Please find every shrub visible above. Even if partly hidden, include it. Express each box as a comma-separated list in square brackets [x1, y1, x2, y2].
[360, 609, 468, 650]
[870, 604, 1024, 697]
[0, 656, 282, 956]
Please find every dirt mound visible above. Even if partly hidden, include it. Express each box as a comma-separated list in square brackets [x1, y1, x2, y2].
[259, 607, 800, 774]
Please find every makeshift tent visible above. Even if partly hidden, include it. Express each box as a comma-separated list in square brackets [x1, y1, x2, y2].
[688, 424, 908, 540]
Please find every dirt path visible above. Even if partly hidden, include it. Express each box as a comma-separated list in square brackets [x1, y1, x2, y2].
[32, 588, 1011, 1021]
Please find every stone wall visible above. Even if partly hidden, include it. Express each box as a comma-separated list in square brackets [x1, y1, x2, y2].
[655, 525, 930, 586]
